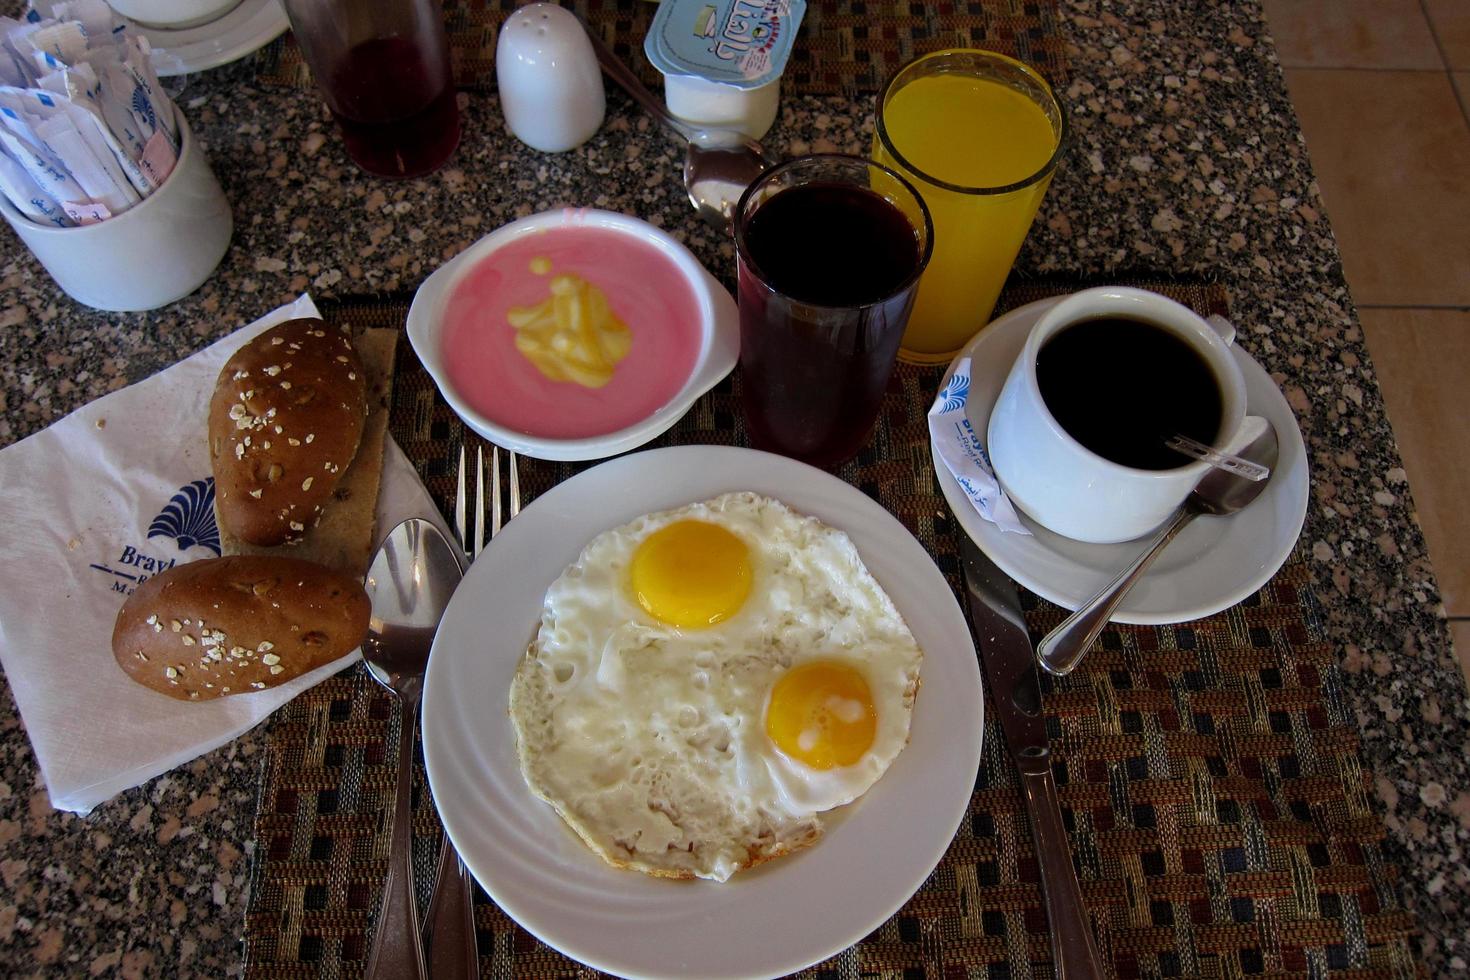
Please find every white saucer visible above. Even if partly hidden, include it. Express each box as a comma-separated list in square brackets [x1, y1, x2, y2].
[933, 297, 1309, 624]
[35, 0, 291, 76]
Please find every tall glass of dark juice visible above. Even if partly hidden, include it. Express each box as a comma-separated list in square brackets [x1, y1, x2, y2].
[281, 0, 460, 179]
[734, 155, 933, 468]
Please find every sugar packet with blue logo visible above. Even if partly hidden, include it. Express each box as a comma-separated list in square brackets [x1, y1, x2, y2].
[0, 3, 176, 224]
[927, 358, 1030, 535]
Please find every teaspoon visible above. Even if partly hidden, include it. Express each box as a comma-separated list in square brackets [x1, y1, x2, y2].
[1036, 419, 1280, 676]
[581, 24, 778, 229]
[361, 519, 466, 980]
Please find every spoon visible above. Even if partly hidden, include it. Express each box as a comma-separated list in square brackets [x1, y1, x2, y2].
[1165, 432, 1270, 481]
[1035, 419, 1280, 676]
[581, 24, 777, 229]
[362, 518, 466, 980]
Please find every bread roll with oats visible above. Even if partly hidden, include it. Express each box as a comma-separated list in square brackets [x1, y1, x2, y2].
[112, 555, 370, 700]
[209, 318, 368, 547]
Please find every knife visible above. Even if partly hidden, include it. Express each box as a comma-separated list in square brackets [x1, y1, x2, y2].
[959, 535, 1106, 980]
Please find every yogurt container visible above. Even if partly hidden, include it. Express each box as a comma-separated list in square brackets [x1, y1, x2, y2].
[643, 0, 807, 140]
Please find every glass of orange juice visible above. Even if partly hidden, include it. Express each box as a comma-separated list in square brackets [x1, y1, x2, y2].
[873, 49, 1066, 364]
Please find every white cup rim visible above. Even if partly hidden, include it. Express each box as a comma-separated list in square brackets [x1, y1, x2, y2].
[0, 104, 193, 238]
[1018, 285, 1249, 480]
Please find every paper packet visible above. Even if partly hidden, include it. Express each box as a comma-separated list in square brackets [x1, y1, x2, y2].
[14, 87, 141, 211]
[0, 146, 68, 224]
[0, 5, 175, 222]
[38, 62, 158, 193]
[927, 358, 1031, 534]
[0, 98, 94, 219]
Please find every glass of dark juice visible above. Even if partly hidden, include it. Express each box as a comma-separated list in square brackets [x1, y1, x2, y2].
[281, 0, 460, 179]
[734, 155, 933, 468]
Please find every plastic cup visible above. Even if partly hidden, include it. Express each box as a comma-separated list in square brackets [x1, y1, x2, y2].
[734, 155, 933, 468]
[280, 0, 460, 179]
[874, 49, 1066, 364]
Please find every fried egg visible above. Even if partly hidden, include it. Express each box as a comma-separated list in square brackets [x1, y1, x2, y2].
[508, 492, 922, 882]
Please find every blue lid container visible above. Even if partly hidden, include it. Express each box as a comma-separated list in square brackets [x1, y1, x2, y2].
[643, 0, 808, 90]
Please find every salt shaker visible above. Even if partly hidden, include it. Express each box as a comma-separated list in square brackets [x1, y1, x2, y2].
[497, 3, 606, 153]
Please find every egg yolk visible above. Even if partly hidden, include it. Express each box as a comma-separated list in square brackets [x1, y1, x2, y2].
[630, 520, 752, 628]
[765, 661, 877, 769]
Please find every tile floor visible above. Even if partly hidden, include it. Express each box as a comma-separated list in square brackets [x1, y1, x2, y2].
[1262, 0, 1470, 684]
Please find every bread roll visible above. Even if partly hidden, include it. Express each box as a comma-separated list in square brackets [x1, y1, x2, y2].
[210, 318, 368, 547]
[112, 556, 370, 701]
[220, 327, 397, 577]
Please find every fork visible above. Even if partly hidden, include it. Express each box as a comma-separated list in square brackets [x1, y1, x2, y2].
[423, 443, 520, 979]
[453, 444, 521, 556]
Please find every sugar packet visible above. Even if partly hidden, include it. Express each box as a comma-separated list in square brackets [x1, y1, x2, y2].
[6, 86, 141, 212]
[0, 97, 92, 221]
[0, 146, 67, 223]
[38, 61, 158, 193]
[927, 358, 1031, 534]
[0, 4, 175, 224]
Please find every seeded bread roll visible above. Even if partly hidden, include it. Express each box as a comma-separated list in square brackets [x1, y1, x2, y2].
[112, 555, 370, 701]
[221, 326, 396, 577]
[210, 318, 368, 547]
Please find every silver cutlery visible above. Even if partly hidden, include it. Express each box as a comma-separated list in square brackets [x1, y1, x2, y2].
[420, 444, 522, 976]
[418, 443, 521, 979]
[456, 443, 520, 548]
[960, 534, 1106, 980]
[423, 457, 481, 979]
[361, 519, 466, 980]
[1036, 420, 1280, 676]
[1165, 432, 1271, 481]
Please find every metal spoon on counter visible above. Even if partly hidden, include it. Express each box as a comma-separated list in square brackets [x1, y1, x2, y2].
[1036, 419, 1280, 676]
[581, 24, 778, 229]
[362, 519, 475, 980]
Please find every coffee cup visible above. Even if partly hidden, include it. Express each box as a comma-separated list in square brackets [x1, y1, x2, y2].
[987, 286, 1257, 543]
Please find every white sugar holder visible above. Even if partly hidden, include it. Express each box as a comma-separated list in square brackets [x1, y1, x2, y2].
[0, 106, 232, 313]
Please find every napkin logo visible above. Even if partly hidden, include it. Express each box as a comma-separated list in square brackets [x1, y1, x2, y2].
[147, 478, 222, 556]
[940, 372, 969, 413]
[87, 479, 222, 596]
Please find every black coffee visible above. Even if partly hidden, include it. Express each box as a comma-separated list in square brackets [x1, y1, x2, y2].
[1036, 317, 1224, 470]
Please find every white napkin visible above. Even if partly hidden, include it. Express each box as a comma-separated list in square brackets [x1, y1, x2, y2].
[0, 295, 445, 813]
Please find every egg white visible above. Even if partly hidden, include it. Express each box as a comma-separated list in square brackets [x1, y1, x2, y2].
[508, 492, 922, 881]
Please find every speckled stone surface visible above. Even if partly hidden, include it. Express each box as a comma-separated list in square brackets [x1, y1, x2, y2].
[0, 1, 1466, 976]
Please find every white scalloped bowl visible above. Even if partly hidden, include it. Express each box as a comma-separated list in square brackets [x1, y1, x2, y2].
[407, 208, 739, 461]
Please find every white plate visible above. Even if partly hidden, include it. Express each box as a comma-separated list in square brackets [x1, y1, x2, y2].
[422, 446, 984, 980]
[47, 0, 291, 76]
[935, 297, 1309, 624]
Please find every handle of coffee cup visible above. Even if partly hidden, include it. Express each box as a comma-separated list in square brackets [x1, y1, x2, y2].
[1220, 413, 1270, 454]
[1206, 314, 1236, 346]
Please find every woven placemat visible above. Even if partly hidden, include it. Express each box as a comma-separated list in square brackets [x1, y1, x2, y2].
[254, 0, 1070, 97]
[243, 282, 1422, 979]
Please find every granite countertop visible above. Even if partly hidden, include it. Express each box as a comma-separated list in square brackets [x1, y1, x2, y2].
[1, 0, 1466, 975]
